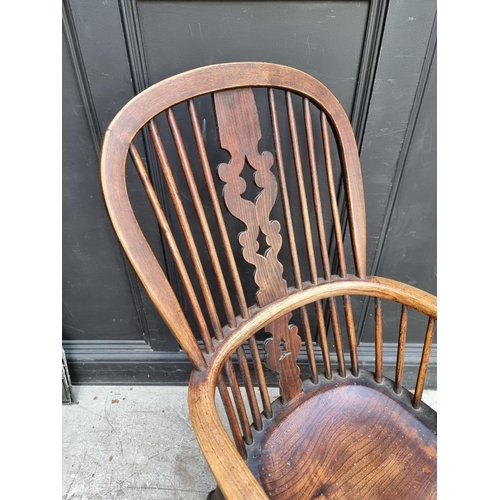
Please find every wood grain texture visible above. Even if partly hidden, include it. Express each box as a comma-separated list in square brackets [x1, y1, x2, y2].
[374, 296, 383, 382]
[216, 377, 246, 460]
[214, 88, 287, 306]
[214, 87, 302, 403]
[189, 276, 436, 500]
[413, 317, 435, 408]
[101, 63, 437, 500]
[101, 62, 368, 370]
[167, 108, 237, 329]
[128, 141, 215, 353]
[269, 87, 319, 383]
[102, 64, 367, 319]
[251, 376, 436, 499]
[394, 305, 408, 393]
[188, 98, 250, 321]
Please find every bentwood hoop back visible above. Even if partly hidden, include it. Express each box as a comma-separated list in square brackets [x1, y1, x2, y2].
[101, 62, 437, 499]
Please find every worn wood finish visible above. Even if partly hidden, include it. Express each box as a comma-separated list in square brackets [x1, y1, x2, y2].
[147, 117, 224, 340]
[209, 371, 438, 500]
[395, 305, 408, 394]
[214, 87, 302, 403]
[247, 372, 436, 500]
[188, 276, 436, 500]
[216, 377, 246, 460]
[100, 63, 437, 500]
[224, 360, 252, 445]
[201, 278, 436, 381]
[248, 335, 273, 419]
[188, 99, 250, 321]
[167, 108, 237, 329]
[287, 92, 333, 379]
[101, 62, 367, 369]
[269, 88, 319, 384]
[374, 296, 383, 383]
[102, 63, 366, 306]
[128, 142, 215, 353]
[413, 317, 435, 409]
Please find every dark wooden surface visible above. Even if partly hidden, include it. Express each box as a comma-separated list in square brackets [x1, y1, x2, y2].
[98, 59, 438, 498]
[188, 275, 436, 499]
[101, 62, 368, 372]
[214, 87, 303, 402]
[247, 372, 436, 499]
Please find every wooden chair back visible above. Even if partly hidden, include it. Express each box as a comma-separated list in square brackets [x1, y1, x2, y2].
[101, 62, 436, 498]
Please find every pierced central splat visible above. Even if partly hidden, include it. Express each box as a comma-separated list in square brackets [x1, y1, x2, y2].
[256, 229, 271, 258]
[214, 88, 302, 402]
[279, 339, 291, 361]
[236, 159, 265, 205]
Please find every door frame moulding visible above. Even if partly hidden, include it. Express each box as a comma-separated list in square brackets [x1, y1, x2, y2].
[356, 11, 437, 341]
[63, 0, 153, 358]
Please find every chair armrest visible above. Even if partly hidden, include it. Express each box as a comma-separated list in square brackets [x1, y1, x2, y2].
[188, 276, 436, 499]
[189, 373, 270, 499]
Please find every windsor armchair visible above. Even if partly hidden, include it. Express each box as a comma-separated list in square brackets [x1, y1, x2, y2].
[101, 62, 437, 499]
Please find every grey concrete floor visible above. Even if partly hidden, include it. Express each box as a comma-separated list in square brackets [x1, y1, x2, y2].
[62, 385, 437, 500]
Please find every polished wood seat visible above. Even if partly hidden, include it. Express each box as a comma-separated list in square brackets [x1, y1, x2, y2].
[100, 62, 437, 499]
[247, 372, 436, 500]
